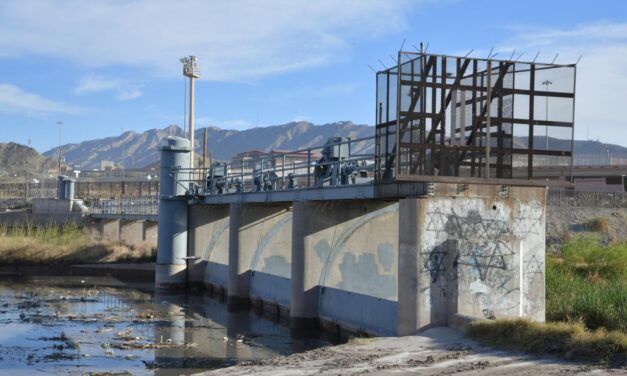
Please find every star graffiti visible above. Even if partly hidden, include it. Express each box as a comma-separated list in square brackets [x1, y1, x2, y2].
[426, 206, 509, 241]
[457, 239, 515, 281]
[524, 254, 544, 281]
[512, 200, 544, 239]
[422, 246, 447, 283]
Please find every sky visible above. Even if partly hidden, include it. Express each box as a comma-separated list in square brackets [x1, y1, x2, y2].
[0, 0, 626, 152]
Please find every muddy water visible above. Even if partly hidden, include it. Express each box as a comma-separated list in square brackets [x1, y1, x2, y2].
[0, 275, 334, 375]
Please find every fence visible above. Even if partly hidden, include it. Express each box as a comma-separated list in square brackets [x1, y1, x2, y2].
[88, 196, 159, 217]
[547, 190, 627, 208]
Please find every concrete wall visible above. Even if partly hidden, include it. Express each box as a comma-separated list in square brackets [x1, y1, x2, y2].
[229, 203, 292, 308]
[119, 220, 144, 246]
[187, 205, 230, 289]
[83, 218, 158, 247]
[398, 185, 546, 334]
[291, 200, 399, 335]
[244, 204, 292, 309]
[143, 221, 158, 242]
[186, 184, 546, 337]
[32, 198, 72, 214]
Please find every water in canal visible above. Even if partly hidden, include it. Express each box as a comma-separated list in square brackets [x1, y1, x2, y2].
[0, 274, 335, 375]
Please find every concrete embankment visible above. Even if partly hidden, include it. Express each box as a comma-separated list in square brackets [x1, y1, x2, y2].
[195, 327, 618, 376]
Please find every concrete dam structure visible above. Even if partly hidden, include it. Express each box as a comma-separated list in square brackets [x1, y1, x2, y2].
[155, 51, 575, 336]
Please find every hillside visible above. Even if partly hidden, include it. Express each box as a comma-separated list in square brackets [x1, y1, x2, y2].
[42, 122, 627, 169]
[0, 142, 57, 177]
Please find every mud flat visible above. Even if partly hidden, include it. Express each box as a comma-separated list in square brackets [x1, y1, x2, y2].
[195, 327, 624, 376]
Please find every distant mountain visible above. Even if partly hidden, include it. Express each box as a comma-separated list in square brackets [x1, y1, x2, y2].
[0, 142, 57, 177]
[42, 122, 627, 169]
[44, 121, 374, 169]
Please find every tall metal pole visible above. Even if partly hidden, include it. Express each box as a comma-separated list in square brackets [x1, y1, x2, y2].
[189, 74, 195, 168]
[180, 56, 200, 171]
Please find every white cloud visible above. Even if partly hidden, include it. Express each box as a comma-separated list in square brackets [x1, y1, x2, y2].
[0, 84, 83, 115]
[75, 75, 143, 100]
[220, 119, 254, 130]
[292, 116, 311, 123]
[0, 0, 414, 81]
[497, 22, 627, 144]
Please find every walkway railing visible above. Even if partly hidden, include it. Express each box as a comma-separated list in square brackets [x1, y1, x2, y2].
[172, 135, 381, 197]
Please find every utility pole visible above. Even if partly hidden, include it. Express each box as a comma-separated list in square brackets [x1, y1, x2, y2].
[542, 80, 553, 151]
[180, 56, 200, 169]
[120, 127, 125, 169]
[57, 121, 63, 176]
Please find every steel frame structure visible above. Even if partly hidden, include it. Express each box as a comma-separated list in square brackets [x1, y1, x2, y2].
[375, 51, 577, 183]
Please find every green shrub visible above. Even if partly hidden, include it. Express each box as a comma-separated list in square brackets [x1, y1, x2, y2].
[547, 236, 627, 332]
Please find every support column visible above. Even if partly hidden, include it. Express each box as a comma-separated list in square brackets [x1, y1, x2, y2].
[227, 203, 247, 307]
[397, 198, 420, 335]
[290, 201, 319, 330]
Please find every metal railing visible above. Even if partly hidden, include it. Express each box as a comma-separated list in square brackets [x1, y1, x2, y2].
[172, 135, 380, 197]
[88, 196, 159, 217]
[547, 190, 627, 208]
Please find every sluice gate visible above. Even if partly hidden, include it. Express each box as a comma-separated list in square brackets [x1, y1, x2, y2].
[156, 51, 575, 336]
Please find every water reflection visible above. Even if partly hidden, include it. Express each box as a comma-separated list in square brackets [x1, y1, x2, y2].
[0, 275, 334, 375]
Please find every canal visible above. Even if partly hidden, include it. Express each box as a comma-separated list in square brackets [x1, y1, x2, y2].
[0, 274, 336, 375]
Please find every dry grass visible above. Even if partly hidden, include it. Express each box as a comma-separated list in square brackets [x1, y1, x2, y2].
[0, 223, 156, 265]
[468, 319, 627, 365]
[586, 217, 609, 233]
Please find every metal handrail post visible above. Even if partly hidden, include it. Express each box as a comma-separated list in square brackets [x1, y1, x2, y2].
[307, 149, 311, 188]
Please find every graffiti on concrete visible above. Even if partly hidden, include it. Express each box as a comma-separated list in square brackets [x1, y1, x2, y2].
[377, 243, 394, 273]
[422, 245, 447, 283]
[317, 204, 399, 289]
[337, 252, 397, 299]
[512, 200, 544, 240]
[261, 255, 291, 278]
[425, 206, 513, 282]
[524, 254, 544, 281]
[422, 200, 527, 319]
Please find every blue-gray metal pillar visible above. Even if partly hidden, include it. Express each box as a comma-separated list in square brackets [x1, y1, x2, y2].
[64, 178, 75, 200]
[57, 175, 66, 200]
[156, 136, 191, 289]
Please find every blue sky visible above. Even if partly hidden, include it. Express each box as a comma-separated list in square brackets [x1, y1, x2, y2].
[1, 0, 626, 152]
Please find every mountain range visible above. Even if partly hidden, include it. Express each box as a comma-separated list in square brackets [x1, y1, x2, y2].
[24, 121, 627, 169]
[43, 121, 374, 169]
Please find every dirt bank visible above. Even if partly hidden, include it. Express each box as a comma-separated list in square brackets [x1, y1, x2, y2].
[194, 327, 623, 376]
[547, 206, 627, 244]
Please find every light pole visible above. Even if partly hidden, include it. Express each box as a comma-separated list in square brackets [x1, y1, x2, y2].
[180, 56, 200, 169]
[606, 145, 611, 165]
[542, 80, 553, 152]
[120, 127, 125, 169]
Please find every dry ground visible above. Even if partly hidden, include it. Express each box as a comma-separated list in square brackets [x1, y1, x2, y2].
[195, 327, 625, 376]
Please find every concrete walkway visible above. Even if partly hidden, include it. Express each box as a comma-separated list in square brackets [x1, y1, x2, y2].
[194, 327, 623, 375]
